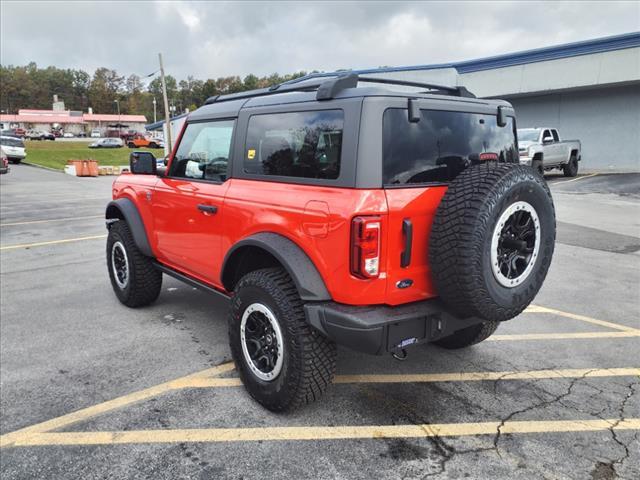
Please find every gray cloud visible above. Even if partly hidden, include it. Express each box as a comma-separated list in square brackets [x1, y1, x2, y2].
[1, 0, 638, 81]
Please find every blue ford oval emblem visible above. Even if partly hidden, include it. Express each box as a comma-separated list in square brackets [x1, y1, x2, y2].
[396, 279, 413, 289]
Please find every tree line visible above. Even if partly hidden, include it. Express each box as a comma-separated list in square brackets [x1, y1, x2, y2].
[0, 63, 310, 122]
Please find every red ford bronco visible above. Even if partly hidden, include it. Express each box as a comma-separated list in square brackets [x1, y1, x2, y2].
[106, 74, 555, 411]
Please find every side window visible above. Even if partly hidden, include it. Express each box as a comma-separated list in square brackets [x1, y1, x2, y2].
[552, 129, 559, 142]
[542, 129, 552, 142]
[244, 110, 343, 179]
[169, 120, 235, 181]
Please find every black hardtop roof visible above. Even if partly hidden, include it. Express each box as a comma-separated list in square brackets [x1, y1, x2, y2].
[189, 73, 511, 121]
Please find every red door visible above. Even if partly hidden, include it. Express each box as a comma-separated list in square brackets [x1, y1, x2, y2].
[151, 178, 230, 284]
[151, 119, 235, 285]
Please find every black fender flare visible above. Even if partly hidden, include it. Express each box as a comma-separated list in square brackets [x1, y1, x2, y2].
[221, 232, 331, 302]
[105, 198, 153, 257]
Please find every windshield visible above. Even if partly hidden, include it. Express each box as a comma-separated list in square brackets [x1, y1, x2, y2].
[0, 137, 24, 148]
[383, 109, 518, 185]
[517, 129, 541, 142]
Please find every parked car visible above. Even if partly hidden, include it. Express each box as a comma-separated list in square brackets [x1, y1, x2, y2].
[127, 134, 163, 149]
[76, 131, 87, 138]
[0, 136, 26, 163]
[63, 132, 75, 138]
[518, 128, 581, 177]
[105, 73, 556, 411]
[25, 130, 44, 140]
[89, 138, 124, 148]
[90, 129, 101, 138]
[0, 150, 9, 174]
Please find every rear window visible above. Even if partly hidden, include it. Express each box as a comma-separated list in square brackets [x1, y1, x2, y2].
[0, 137, 24, 148]
[244, 110, 343, 180]
[383, 109, 518, 185]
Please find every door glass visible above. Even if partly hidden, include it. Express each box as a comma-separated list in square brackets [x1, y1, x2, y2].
[170, 120, 235, 181]
[552, 130, 559, 142]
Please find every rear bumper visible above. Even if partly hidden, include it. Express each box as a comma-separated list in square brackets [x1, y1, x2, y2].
[304, 299, 485, 355]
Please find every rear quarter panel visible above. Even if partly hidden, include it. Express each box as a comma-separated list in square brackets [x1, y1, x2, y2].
[223, 179, 389, 305]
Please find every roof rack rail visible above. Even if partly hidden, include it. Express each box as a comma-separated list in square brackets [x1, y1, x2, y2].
[357, 77, 475, 98]
[203, 72, 474, 105]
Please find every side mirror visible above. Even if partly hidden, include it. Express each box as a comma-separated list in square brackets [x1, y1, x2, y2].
[542, 136, 553, 144]
[497, 106, 508, 127]
[129, 151, 156, 175]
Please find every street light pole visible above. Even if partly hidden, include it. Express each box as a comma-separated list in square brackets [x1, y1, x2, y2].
[114, 99, 120, 137]
[158, 53, 172, 153]
[152, 97, 157, 123]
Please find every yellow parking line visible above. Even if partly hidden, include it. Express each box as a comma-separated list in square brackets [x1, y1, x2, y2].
[526, 305, 638, 332]
[0, 215, 103, 227]
[6, 418, 639, 447]
[186, 367, 640, 388]
[0, 234, 107, 251]
[0, 362, 235, 447]
[489, 331, 640, 341]
[555, 173, 599, 184]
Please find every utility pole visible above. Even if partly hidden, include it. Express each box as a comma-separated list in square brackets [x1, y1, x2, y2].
[158, 53, 172, 152]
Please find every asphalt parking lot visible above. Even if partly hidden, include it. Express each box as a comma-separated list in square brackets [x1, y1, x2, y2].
[1, 164, 639, 480]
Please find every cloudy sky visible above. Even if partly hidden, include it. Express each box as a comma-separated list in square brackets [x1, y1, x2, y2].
[1, 1, 639, 80]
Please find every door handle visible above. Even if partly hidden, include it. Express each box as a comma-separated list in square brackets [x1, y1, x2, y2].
[197, 204, 218, 215]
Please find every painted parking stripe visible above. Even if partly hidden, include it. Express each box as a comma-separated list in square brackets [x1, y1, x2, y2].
[186, 367, 640, 388]
[0, 362, 236, 448]
[553, 172, 598, 185]
[0, 234, 107, 251]
[488, 331, 640, 341]
[0, 215, 103, 227]
[6, 419, 639, 447]
[526, 305, 638, 332]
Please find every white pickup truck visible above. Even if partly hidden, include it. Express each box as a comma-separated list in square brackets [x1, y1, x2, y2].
[517, 128, 581, 177]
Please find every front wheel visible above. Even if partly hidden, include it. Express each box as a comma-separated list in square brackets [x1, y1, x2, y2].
[228, 268, 337, 412]
[149, 142, 158, 149]
[106, 221, 162, 307]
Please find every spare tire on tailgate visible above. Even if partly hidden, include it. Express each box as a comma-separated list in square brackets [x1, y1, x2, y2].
[429, 163, 555, 322]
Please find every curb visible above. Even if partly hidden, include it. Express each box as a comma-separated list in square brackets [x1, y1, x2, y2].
[22, 161, 64, 173]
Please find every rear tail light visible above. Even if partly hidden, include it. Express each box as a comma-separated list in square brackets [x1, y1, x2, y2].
[351, 216, 381, 279]
[479, 152, 499, 161]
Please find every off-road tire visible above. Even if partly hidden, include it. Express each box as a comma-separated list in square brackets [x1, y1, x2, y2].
[563, 155, 579, 177]
[429, 163, 555, 322]
[106, 221, 162, 307]
[433, 320, 499, 349]
[228, 267, 337, 412]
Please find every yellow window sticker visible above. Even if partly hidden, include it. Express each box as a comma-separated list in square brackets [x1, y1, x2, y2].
[247, 149, 256, 160]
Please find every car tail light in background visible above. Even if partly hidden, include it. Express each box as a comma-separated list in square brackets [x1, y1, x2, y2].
[351, 216, 381, 279]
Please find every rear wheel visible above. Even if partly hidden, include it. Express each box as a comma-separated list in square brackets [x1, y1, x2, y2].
[430, 164, 556, 322]
[127, 142, 135, 148]
[149, 142, 158, 149]
[228, 268, 337, 412]
[563, 155, 579, 177]
[106, 221, 162, 307]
